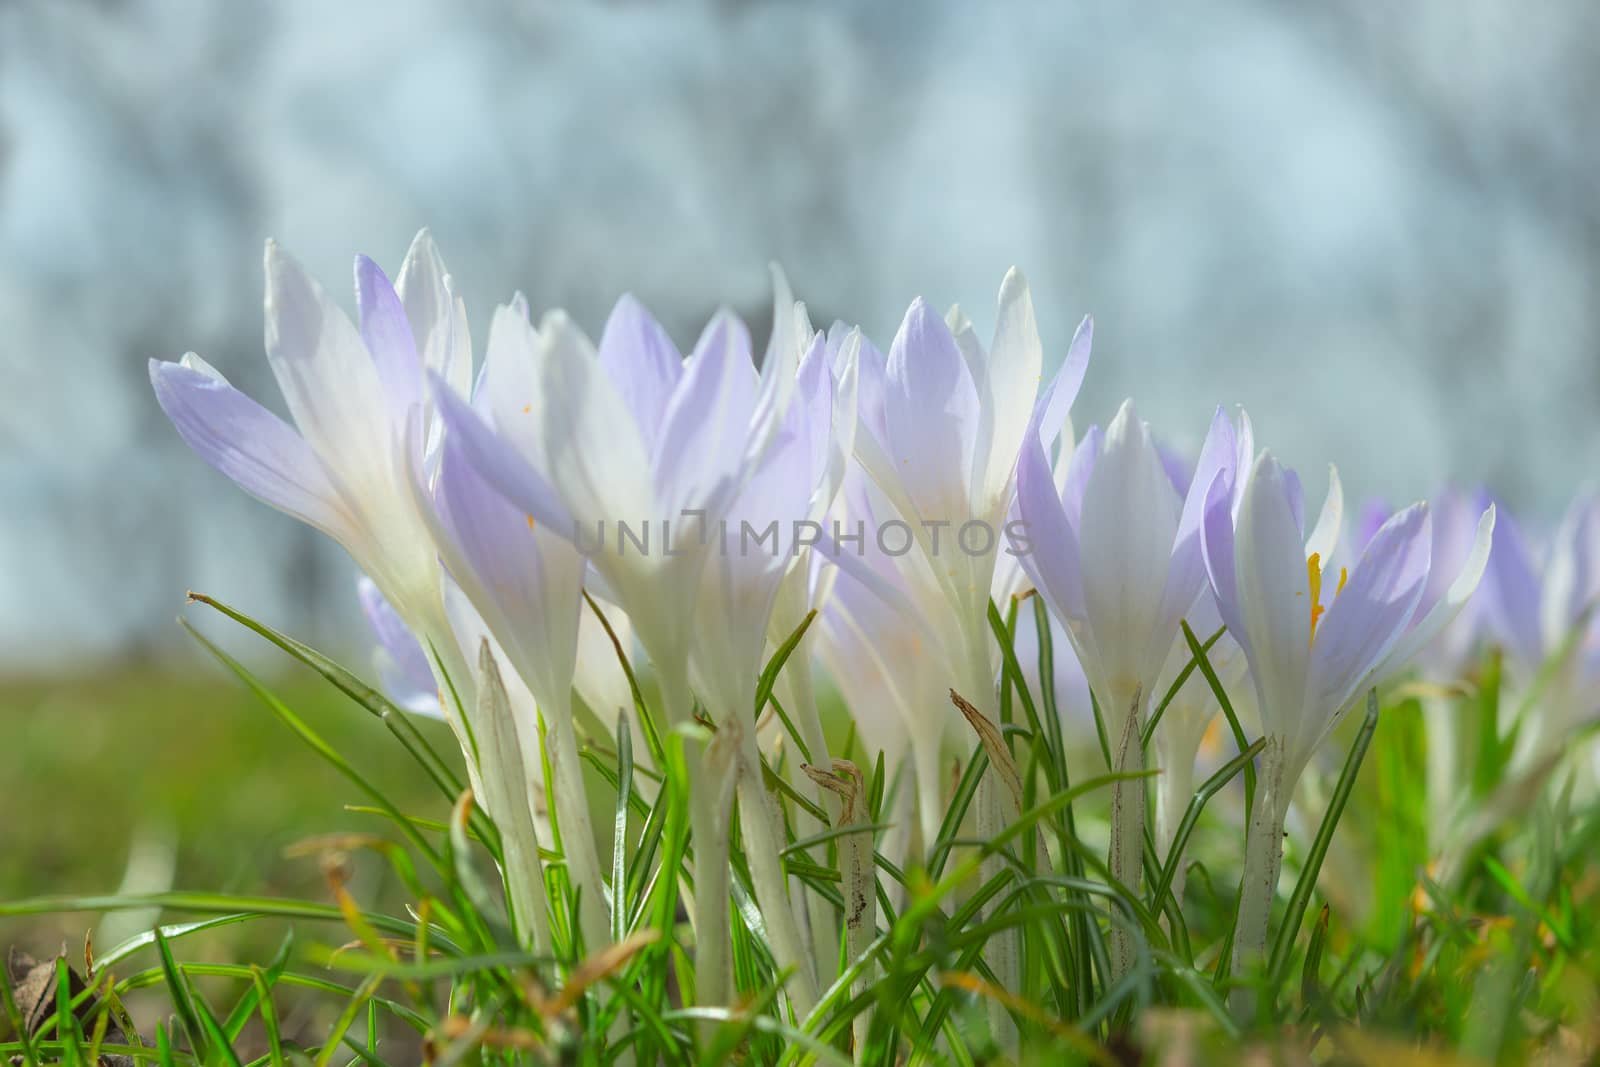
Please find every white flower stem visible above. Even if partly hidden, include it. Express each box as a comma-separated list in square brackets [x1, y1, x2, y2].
[1231, 744, 1287, 1019]
[779, 663, 844, 976]
[1156, 751, 1197, 911]
[658, 666, 734, 1015]
[732, 719, 821, 1018]
[839, 788, 875, 1063]
[967, 646, 1017, 1053]
[913, 738, 946, 856]
[545, 701, 613, 957]
[475, 649, 553, 956]
[1107, 685, 1147, 982]
[1422, 695, 1459, 850]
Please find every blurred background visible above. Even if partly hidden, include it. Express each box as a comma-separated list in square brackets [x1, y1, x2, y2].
[3, 0, 1599, 898]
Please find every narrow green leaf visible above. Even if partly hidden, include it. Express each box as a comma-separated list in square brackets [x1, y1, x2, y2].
[180, 618, 445, 867]
[152, 928, 206, 1060]
[612, 709, 634, 946]
[249, 966, 285, 1067]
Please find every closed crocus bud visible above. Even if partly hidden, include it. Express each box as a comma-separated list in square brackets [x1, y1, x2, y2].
[1015, 397, 1249, 979]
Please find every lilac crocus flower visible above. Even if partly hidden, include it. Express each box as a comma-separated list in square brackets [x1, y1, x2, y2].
[1354, 488, 1498, 845]
[1013, 397, 1248, 976]
[151, 235, 481, 754]
[1354, 488, 1494, 680]
[1479, 495, 1600, 755]
[1201, 451, 1494, 1002]
[826, 273, 1084, 1044]
[847, 274, 1083, 711]
[436, 279, 815, 1013]
[415, 297, 615, 957]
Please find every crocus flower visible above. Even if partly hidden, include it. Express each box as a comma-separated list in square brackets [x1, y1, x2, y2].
[676, 326, 857, 1011]
[436, 280, 812, 1013]
[1201, 451, 1494, 1003]
[416, 298, 615, 957]
[1014, 397, 1248, 976]
[847, 274, 1081, 716]
[833, 273, 1084, 1045]
[1471, 494, 1600, 774]
[1355, 488, 1497, 845]
[151, 234, 482, 765]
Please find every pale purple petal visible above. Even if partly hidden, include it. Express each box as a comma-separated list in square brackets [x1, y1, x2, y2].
[1174, 407, 1237, 556]
[357, 576, 440, 715]
[354, 255, 421, 418]
[1014, 414, 1087, 622]
[1060, 424, 1103, 531]
[1157, 442, 1194, 497]
[430, 372, 574, 534]
[150, 357, 347, 540]
[1035, 315, 1093, 450]
[1199, 468, 1251, 667]
[1379, 502, 1496, 678]
[597, 294, 683, 451]
[653, 311, 760, 518]
[1301, 503, 1431, 755]
[431, 433, 585, 704]
[1355, 498, 1392, 551]
[1482, 505, 1545, 666]
[883, 298, 981, 523]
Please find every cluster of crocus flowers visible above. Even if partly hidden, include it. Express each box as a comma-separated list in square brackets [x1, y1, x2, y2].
[157, 232, 1546, 1031]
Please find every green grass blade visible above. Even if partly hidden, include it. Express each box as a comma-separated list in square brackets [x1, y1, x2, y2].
[152, 928, 206, 1061]
[612, 709, 634, 946]
[1181, 620, 1256, 821]
[180, 617, 445, 867]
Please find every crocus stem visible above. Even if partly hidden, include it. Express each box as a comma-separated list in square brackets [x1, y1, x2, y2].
[658, 666, 733, 1016]
[1231, 743, 1288, 1020]
[545, 703, 613, 957]
[732, 719, 820, 1018]
[975, 772, 1018, 1050]
[1156, 749, 1197, 911]
[913, 739, 945, 857]
[1422, 695, 1459, 850]
[967, 650, 1017, 1053]
[1107, 686, 1147, 982]
[475, 646, 553, 957]
[778, 663, 843, 976]
[839, 781, 874, 1063]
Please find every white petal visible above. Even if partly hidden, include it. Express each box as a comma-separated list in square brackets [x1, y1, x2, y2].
[1232, 452, 1313, 740]
[974, 268, 1045, 519]
[1304, 464, 1345, 561]
[1075, 400, 1181, 702]
[262, 241, 390, 489]
[533, 311, 655, 526]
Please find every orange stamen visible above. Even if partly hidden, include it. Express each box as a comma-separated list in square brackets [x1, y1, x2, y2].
[1306, 555, 1350, 644]
[1307, 553, 1325, 641]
